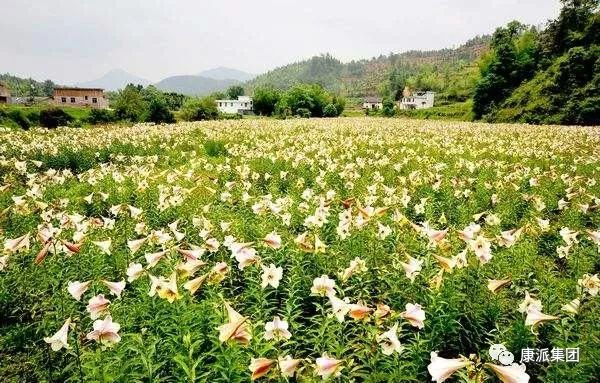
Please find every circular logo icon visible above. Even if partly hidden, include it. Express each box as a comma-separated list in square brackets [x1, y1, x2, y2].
[498, 350, 515, 366]
[489, 344, 507, 360]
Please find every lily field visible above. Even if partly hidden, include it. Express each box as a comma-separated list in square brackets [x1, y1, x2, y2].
[0, 118, 599, 382]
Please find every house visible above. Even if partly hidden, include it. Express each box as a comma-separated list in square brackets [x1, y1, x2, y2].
[216, 96, 253, 114]
[399, 91, 435, 110]
[362, 97, 383, 110]
[0, 83, 10, 104]
[53, 87, 108, 108]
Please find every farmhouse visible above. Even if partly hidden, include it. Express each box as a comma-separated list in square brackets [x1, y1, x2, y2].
[0, 83, 10, 104]
[399, 90, 435, 110]
[362, 97, 382, 110]
[216, 96, 253, 114]
[53, 87, 108, 108]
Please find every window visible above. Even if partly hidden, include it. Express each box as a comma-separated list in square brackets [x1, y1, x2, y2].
[92, 97, 97, 103]
[70, 97, 75, 103]
[85, 95, 88, 100]
[61, 97, 66, 103]
[230, 103, 233, 107]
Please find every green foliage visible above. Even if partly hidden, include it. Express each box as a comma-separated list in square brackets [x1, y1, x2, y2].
[113, 84, 147, 122]
[475, 1, 599, 125]
[322, 103, 338, 117]
[226, 85, 244, 99]
[179, 97, 219, 121]
[381, 98, 397, 117]
[275, 83, 341, 118]
[112, 84, 176, 124]
[39, 107, 74, 128]
[252, 86, 281, 116]
[86, 109, 116, 125]
[143, 86, 175, 124]
[0, 74, 55, 97]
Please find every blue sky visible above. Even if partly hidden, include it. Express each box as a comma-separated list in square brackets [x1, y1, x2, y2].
[1, 0, 562, 84]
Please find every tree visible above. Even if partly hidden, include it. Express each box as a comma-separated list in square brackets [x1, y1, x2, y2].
[113, 84, 147, 122]
[382, 98, 397, 117]
[226, 85, 244, 99]
[252, 86, 281, 116]
[143, 86, 175, 124]
[277, 84, 331, 117]
[179, 97, 219, 121]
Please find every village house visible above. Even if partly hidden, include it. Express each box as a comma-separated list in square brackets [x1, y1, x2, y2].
[53, 87, 108, 108]
[216, 96, 254, 114]
[399, 90, 435, 110]
[0, 83, 11, 104]
[362, 96, 383, 110]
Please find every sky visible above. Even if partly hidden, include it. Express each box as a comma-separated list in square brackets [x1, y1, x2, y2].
[1, 0, 562, 84]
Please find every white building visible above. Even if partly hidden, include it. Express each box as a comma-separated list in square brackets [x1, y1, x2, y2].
[216, 96, 253, 114]
[362, 97, 383, 110]
[399, 91, 435, 110]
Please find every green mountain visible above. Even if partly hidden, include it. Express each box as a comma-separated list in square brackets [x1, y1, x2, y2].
[474, 1, 599, 125]
[154, 75, 239, 96]
[245, 36, 490, 101]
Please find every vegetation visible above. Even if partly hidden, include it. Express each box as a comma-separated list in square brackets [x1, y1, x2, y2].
[0, 119, 598, 382]
[39, 107, 74, 128]
[474, 0, 599, 125]
[0, 73, 56, 97]
[179, 97, 220, 121]
[112, 84, 175, 124]
[226, 85, 245, 99]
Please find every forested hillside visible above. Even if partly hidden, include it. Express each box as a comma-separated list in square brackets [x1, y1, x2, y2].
[0, 74, 56, 97]
[245, 36, 490, 101]
[474, 0, 599, 125]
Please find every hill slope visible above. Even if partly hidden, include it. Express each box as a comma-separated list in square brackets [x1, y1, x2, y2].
[154, 75, 239, 96]
[77, 69, 150, 91]
[245, 36, 490, 98]
[198, 67, 255, 82]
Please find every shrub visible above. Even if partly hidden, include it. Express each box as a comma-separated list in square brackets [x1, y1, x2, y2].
[7, 109, 31, 129]
[180, 97, 219, 121]
[295, 107, 311, 118]
[323, 103, 338, 117]
[87, 109, 116, 125]
[39, 108, 73, 128]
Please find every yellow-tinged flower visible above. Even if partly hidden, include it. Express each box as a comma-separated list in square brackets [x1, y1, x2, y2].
[157, 272, 181, 303]
[248, 358, 276, 380]
[487, 279, 511, 294]
[218, 302, 252, 344]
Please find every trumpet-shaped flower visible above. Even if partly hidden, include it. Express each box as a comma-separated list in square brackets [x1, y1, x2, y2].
[156, 272, 181, 303]
[311, 275, 336, 297]
[86, 315, 121, 346]
[486, 363, 530, 383]
[400, 303, 425, 329]
[400, 256, 423, 282]
[43, 318, 71, 351]
[260, 263, 283, 289]
[263, 316, 291, 341]
[102, 280, 126, 298]
[218, 302, 252, 344]
[315, 354, 343, 379]
[126, 262, 145, 282]
[427, 352, 472, 383]
[377, 323, 403, 355]
[278, 355, 302, 377]
[67, 280, 91, 301]
[87, 294, 110, 319]
[249, 358, 276, 380]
